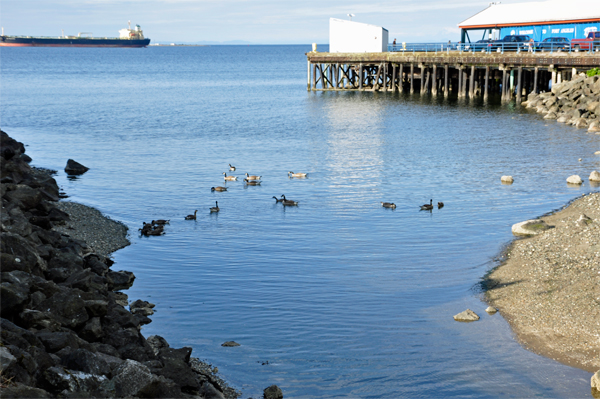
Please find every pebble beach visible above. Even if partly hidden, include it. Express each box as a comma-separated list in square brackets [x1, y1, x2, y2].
[486, 192, 600, 374]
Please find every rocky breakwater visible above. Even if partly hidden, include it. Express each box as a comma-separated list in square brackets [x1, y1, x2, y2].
[1, 130, 238, 398]
[523, 73, 600, 133]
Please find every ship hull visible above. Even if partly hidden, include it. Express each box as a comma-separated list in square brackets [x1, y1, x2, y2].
[0, 36, 150, 47]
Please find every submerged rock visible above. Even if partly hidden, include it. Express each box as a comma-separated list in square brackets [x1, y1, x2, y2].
[453, 309, 480, 322]
[511, 219, 551, 236]
[485, 306, 498, 314]
[64, 159, 89, 175]
[221, 341, 240, 347]
[264, 384, 284, 399]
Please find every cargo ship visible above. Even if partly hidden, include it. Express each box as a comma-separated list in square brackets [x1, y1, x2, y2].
[0, 21, 150, 47]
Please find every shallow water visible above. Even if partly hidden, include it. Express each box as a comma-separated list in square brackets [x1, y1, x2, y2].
[2, 45, 598, 398]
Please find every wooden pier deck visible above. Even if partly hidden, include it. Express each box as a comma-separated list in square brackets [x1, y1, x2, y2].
[306, 51, 600, 102]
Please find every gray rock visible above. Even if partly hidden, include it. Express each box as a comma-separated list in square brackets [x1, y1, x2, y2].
[106, 270, 135, 290]
[453, 309, 480, 322]
[64, 159, 89, 175]
[108, 359, 159, 397]
[500, 176, 514, 184]
[60, 348, 111, 376]
[147, 335, 170, 356]
[221, 341, 240, 347]
[42, 366, 107, 395]
[512, 219, 551, 236]
[201, 381, 226, 399]
[264, 384, 284, 399]
[0, 382, 51, 398]
[590, 170, 600, 182]
[592, 370, 600, 389]
[485, 306, 498, 314]
[0, 345, 17, 372]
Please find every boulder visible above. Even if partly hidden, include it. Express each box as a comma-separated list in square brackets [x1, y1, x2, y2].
[566, 175, 583, 185]
[485, 306, 498, 314]
[0, 345, 17, 372]
[147, 335, 170, 356]
[589, 121, 600, 133]
[201, 381, 226, 399]
[60, 348, 111, 376]
[0, 382, 51, 398]
[107, 359, 160, 397]
[500, 176, 514, 184]
[592, 370, 600, 389]
[221, 341, 240, 347]
[41, 365, 107, 395]
[106, 270, 135, 290]
[453, 309, 480, 322]
[264, 384, 284, 399]
[590, 171, 600, 182]
[155, 346, 199, 392]
[512, 219, 551, 236]
[35, 289, 89, 329]
[64, 159, 89, 175]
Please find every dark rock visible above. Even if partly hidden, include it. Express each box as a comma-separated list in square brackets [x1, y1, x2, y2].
[84, 299, 108, 317]
[29, 215, 53, 230]
[1, 282, 30, 319]
[106, 270, 135, 290]
[18, 309, 60, 330]
[1, 231, 47, 276]
[41, 366, 107, 395]
[264, 384, 283, 399]
[60, 348, 111, 376]
[155, 347, 199, 393]
[221, 341, 240, 347]
[79, 317, 104, 342]
[137, 375, 185, 398]
[1, 318, 45, 350]
[0, 382, 51, 398]
[130, 299, 155, 309]
[36, 330, 81, 353]
[92, 343, 121, 358]
[147, 335, 170, 356]
[201, 381, 226, 399]
[35, 289, 89, 329]
[4, 185, 42, 210]
[64, 159, 89, 175]
[47, 206, 69, 222]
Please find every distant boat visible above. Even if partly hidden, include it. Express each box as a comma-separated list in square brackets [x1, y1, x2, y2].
[0, 21, 151, 48]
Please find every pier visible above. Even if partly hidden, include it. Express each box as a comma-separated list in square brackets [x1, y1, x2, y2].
[306, 52, 600, 101]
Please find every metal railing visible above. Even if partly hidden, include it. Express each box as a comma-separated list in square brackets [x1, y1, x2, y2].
[388, 41, 600, 54]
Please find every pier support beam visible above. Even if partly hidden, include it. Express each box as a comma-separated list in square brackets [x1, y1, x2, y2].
[432, 65, 438, 96]
[469, 65, 475, 98]
[533, 67, 538, 94]
[420, 65, 425, 94]
[457, 66, 463, 98]
[516, 66, 523, 104]
[392, 64, 397, 92]
[399, 64, 404, 93]
[462, 69, 468, 98]
[410, 64, 414, 93]
[359, 63, 363, 90]
[444, 65, 449, 97]
[484, 66, 489, 101]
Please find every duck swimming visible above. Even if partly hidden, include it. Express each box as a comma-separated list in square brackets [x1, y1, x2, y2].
[185, 210, 198, 220]
[152, 219, 170, 225]
[437, 202, 444, 209]
[381, 202, 396, 209]
[273, 196, 284, 203]
[223, 173, 238, 181]
[281, 194, 298, 206]
[244, 178, 261, 185]
[245, 173, 262, 180]
[420, 199, 433, 211]
[229, 164, 236, 171]
[288, 171, 308, 178]
[211, 186, 228, 192]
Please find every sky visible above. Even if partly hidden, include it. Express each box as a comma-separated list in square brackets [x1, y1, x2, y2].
[0, 0, 565, 44]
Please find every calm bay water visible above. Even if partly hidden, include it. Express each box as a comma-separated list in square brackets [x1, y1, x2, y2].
[1, 45, 598, 398]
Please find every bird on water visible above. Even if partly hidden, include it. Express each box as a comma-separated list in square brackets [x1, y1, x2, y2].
[288, 171, 308, 178]
[210, 201, 220, 213]
[420, 199, 433, 211]
[185, 210, 198, 220]
[211, 186, 228, 192]
[281, 195, 298, 206]
[223, 173, 237, 181]
[381, 202, 396, 209]
[244, 178, 261, 185]
[273, 196, 284, 203]
[245, 173, 262, 180]
[437, 202, 444, 209]
[152, 219, 170, 225]
[229, 164, 236, 171]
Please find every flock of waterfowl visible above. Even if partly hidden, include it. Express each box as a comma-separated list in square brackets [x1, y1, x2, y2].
[139, 164, 443, 236]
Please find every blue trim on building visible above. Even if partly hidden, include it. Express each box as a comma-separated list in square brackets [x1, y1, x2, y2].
[499, 22, 599, 41]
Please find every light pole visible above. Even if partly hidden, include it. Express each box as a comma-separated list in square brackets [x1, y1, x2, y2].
[347, 14, 355, 21]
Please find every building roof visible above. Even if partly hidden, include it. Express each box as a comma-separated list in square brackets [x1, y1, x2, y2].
[458, 0, 600, 29]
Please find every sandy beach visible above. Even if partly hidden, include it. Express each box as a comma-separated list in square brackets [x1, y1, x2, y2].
[485, 192, 600, 373]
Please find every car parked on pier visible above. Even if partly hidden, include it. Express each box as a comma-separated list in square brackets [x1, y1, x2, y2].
[536, 37, 570, 52]
[490, 35, 532, 51]
[571, 31, 600, 51]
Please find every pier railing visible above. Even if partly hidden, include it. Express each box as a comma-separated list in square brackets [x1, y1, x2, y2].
[389, 41, 600, 55]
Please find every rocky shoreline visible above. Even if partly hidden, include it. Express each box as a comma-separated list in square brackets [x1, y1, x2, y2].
[1, 131, 245, 398]
[485, 192, 600, 392]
